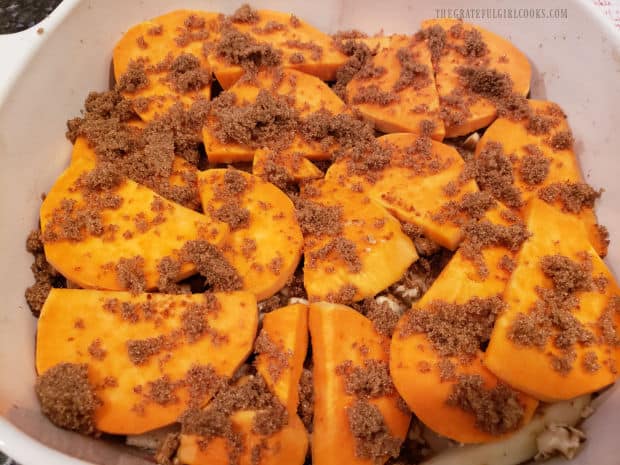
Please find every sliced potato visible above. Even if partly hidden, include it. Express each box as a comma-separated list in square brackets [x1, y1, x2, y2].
[346, 34, 445, 139]
[41, 139, 225, 291]
[36, 289, 257, 434]
[476, 99, 607, 256]
[309, 302, 410, 465]
[325, 133, 479, 250]
[255, 303, 309, 413]
[197, 169, 303, 300]
[301, 179, 417, 303]
[485, 199, 620, 401]
[113, 10, 219, 121]
[421, 19, 531, 137]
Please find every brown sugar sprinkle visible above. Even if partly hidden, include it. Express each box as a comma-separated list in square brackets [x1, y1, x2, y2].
[268, 256, 283, 275]
[359, 298, 400, 338]
[174, 14, 211, 47]
[154, 433, 180, 465]
[416, 24, 447, 65]
[309, 237, 362, 273]
[147, 24, 163, 35]
[456, 28, 488, 58]
[25, 229, 65, 316]
[157, 256, 183, 294]
[399, 296, 505, 360]
[520, 144, 550, 185]
[331, 39, 374, 99]
[181, 301, 225, 344]
[401, 223, 442, 256]
[117, 60, 150, 93]
[437, 358, 456, 382]
[135, 36, 148, 49]
[346, 399, 402, 460]
[294, 199, 342, 236]
[325, 284, 358, 305]
[165, 53, 211, 93]
[393, 47, 431, 92]
[35, 363, 99, 435]
[433, 191, 496, 226]
[211, 90, 297, 149]
[548, 130, 574, 151]
[498, 255, 516, 273]
[147, 375, 179, 406]
[540, 254, 592, 297]
[583, 351, 601, 373]
[475, 141, 523, 208]
[284, 39, 323, 61]
[230, 3, 260, 24]
[446, 374, 524, 435]
[214, 27, 282, 74]
[417, 361, 431, 373]
[526, 112, 559, 136]
[288, 52, 305, 64]
[115, 256, 146, 294]
[297, 368, 314, 432]
[213, 203, 251, 230]
[87, 338, 107, 361]
[550, 350, 577, 376]
[456, 66, 513, 100]
[439, 90, 470, 127]
[127, 335, 166, 365]
[598, 296, 620, 346]
[181, 240, 242, 292]
[185, 364, 227, 408]
[538, 181, 601, 214]
[336, 359, 395, 398]
[252, 20, 286, 35]
[460, 221, 530, 277]
[254, 329, 291, 382]
[351, 84, 399, 105]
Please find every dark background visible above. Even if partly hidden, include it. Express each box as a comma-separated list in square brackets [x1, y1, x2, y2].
[0, 0, 63, 34]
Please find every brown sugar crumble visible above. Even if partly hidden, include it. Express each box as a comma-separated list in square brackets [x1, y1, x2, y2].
[165, 53, 211, 93]
[346, 399, 402, 460]
[416, 24, 447, 65]
[359, 298, 401, 338]
[297, 368, 314, 432]
[295, 199, 342, 236]
[230, 4, 260, 24]
[393, 47, 431, 92]
[446, 374, 524, 435]
[399, 296, 505, 360]
[538, 181, 601, 214]
[214, 27, 282, 75]
[331, 39, 374, 99]
[309, 237, 362, 274]
[456, 28, 488, 58]
[519, 144, 550, 185]
[115, 256, 146, 294]
[475, 141, 523, 208]
[181, 240, 242, 291]
[254, 329, 292, 382]
[87, 338, 107, 361]
[35, 363, 99, 435]
[336, 359, 395, 398]
[548, 130, 574, 151]
[213, 203, 251, 230]
[117, 60, 150, 94]
[352, 84, 399, 106]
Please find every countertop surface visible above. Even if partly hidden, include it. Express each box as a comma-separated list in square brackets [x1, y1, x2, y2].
[0, 0, 63, 34]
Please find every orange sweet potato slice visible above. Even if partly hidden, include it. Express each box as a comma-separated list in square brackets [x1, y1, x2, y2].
[309, 302, 410, 465]
[36, 289, 258, 434]
[325, 133, 479, 250]
[390, 204, 538, 443]
[255, 303, 308, 412]
[208, 8, 349, 88]
[475, 99, 607, 256]
[196, 169, 303, 300]
[41, 140, 225, 291]
[485, 199, 620, 401]
[346, 34, 445, 139]
[113, 10, 219, 121]
[203, 68, 345, 163]
[421, 19, 531, 137]
[253, 148, 323, 186]
[178, 410, 308, 465]
[301, 179, 417, 303]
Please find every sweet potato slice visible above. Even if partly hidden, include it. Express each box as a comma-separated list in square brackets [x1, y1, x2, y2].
[36, 289, 258, 434]
[255, 303, 308, 412]
[178, 410, 308, 465]
[325, 133, 479, 250]
[390, 205, 538, 443]
[346, 34, 445, 139]
[485, 199, 620, 401]
[309, 302, 410, 465]
[253, 148, 323, 187]
[41, 140, 226, 291]
[421, 19, 531, 137]
[203, 68, 345, 163]
[301, 179, 417, 303]
[475, 99, 607, 256]
[197, 169, 303, 300]
[113, 10, 219, 121]
[207, 8, 350, 88]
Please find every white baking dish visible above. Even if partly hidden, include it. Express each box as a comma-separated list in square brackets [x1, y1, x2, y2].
[0, 0, 618, 464]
